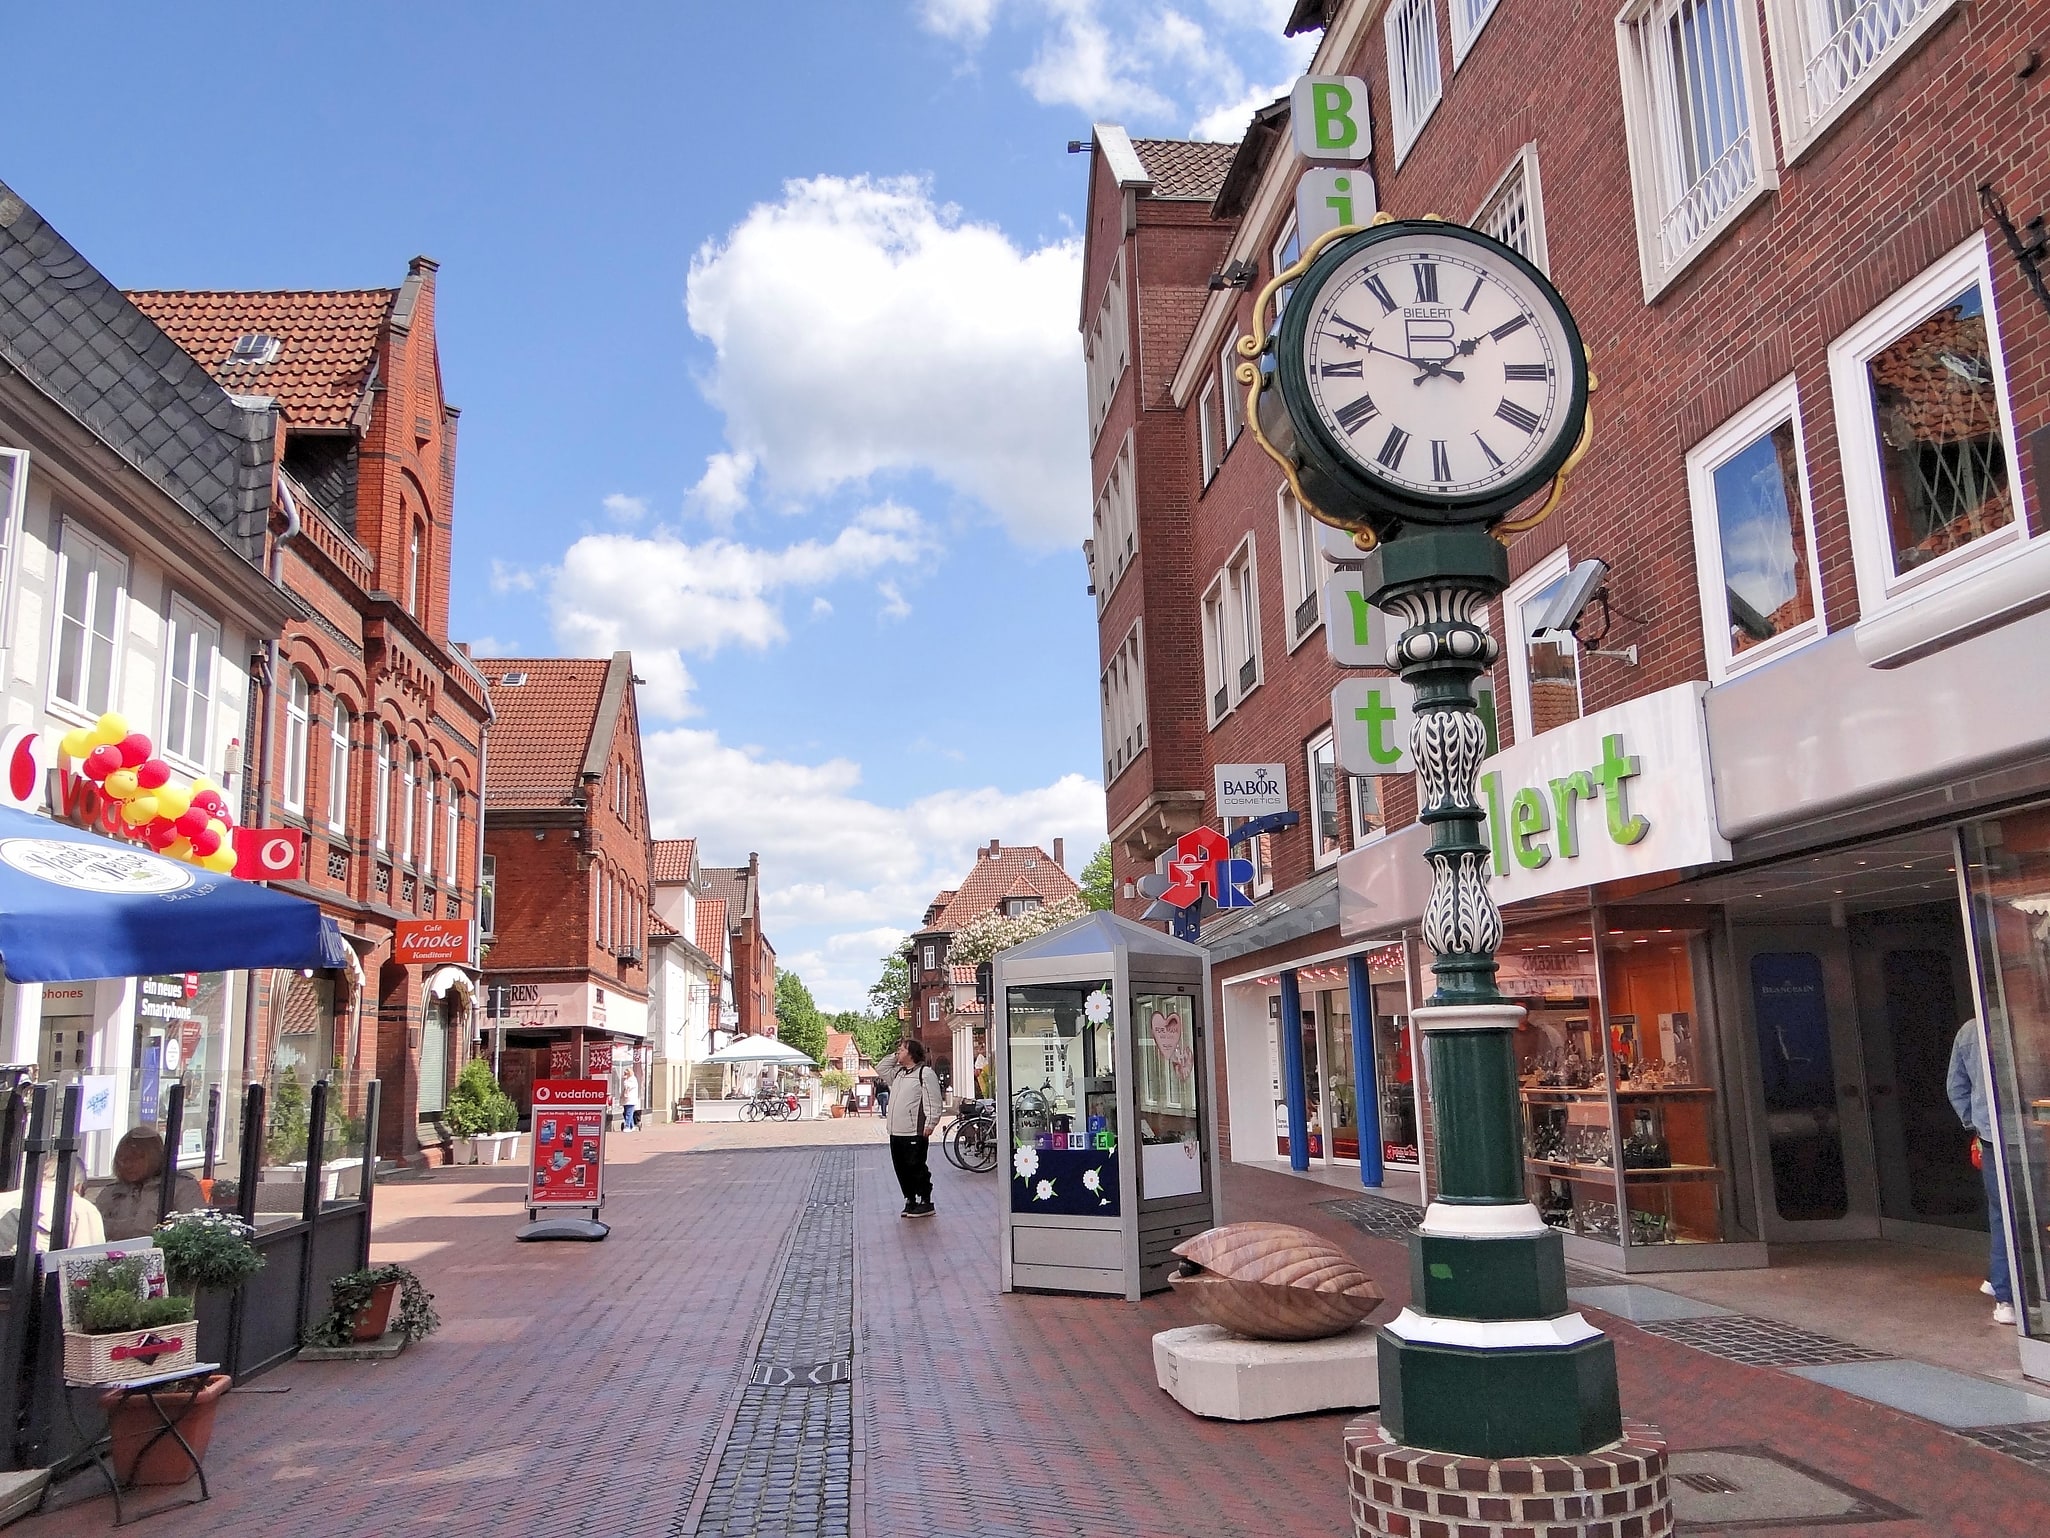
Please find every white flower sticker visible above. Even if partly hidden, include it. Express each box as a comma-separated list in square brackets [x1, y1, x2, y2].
[1013, 1146, 1039, 1179]
[1084, 989, 1112, 1024]
[1082, 1167, 1110, 1205]
[1034, 1178, 1055, 1202]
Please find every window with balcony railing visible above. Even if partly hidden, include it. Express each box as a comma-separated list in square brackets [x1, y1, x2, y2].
[1618, 0, 1776, 296]
[1765, 0, 1955, 158]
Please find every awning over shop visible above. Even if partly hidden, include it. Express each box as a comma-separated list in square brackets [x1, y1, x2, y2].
[0, 803, 341, 983]
[701, 1036, 816, 1067]
[1199, 869, 1339, 963]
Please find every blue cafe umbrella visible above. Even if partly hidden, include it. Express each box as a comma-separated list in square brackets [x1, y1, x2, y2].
[0, 802, 343, 982]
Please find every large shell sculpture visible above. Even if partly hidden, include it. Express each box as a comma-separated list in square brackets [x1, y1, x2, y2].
[1169, 1222, 1384, 1341]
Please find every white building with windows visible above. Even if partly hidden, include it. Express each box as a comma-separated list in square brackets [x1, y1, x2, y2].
[649, 837, 719, 1119]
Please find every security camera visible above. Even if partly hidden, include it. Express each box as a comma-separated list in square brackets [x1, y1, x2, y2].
[1532, 558, 1610, 638]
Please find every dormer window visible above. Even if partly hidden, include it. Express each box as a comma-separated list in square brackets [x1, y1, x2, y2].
[227, 333, 281, 365]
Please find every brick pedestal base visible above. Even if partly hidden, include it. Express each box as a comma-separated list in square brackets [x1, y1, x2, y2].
[1344, 1415, 1671, 1538]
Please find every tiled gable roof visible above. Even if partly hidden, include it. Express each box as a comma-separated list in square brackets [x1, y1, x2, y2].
[826, 1031, 859, 1064]
[648, 912, 680, 938]
[126, 287, 392, 431]
[0, 180, 277, 562]
[926, 845, 1080, 933]
[1131, 139, 1239, 200]
[696, 897, 729, 960]
[702, 865, 752, 924]
[474, 659, 608, 807]
[652, 838, 697, 883]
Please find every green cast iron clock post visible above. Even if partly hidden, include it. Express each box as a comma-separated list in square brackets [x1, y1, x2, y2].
[1245, 217, 1620, 1457]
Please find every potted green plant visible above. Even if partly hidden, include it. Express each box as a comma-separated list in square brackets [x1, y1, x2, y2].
[447, 1060, 520, 1163]
[306, 1264, 440, 1347]
[821, 1068, 853, 1116]
[486, 1085, 521, 1162]
[61, 1253, 197, 1384]
[154, 1209, 264, 1366]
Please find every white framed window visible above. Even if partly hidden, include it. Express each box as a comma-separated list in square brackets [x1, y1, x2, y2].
[1223, 816, 1275, 899]
[327, 701, 352, 834]
[160, 597, 219, 767]
[1101, 619, 1147, 782]
[1451, 0, 1504, 64]
[281, 671, 311, 814]
[407, 520, 423, 615]
[1276, 490, 1324, 650]
[1764, 0, 1958, 161]
[444, 788, 460, 882]
[374, 728, 394, 851]
[424, 770, 439, 878]
[1199, 377, 1222, 484]
[1091, 431, 1138, 611]
[928, 996, 942, 1023]
[1504, 548, 1585, 745]
[1085, 252, 1131, 443]
[1686, 378, 1828, 681]
[1200, 538, 1262, 726]
[1385, 0, 1444, 164]
[1307, 729, 1343, 869]
[1269, 214, 1303, 331]
[479, 852, 496, 935]
[1829, 236, 2032, 620]
[49, 519, 126, 718]
[0, 449, 29, 668]
[401, 750, 418, 863]
[1218, 341, 1244, 448]
[923, 944, 937, 971]
[1474, 144, 1549, 273]
[1350, 774, 1387, 849]
[1616, 0, 1777, 298]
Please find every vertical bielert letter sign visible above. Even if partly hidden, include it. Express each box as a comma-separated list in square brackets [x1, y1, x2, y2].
[1333, 678, 1417, 777]
[1296, 168, 1378, 244]
[1290, 76, 1372, 161]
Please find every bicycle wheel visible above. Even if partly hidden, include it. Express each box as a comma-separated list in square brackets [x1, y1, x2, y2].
[964, 1118, 998, 1172]
[744, 1100, 762, 1122]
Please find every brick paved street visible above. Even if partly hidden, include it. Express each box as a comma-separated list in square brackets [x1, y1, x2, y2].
[21, 1120, 2050, 1537]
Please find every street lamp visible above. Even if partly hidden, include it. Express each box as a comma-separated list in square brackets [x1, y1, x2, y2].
[1246, 215, 1666, 1514]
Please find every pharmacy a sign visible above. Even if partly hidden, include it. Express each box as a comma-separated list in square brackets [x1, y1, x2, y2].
[1215, 763, 1287, 818]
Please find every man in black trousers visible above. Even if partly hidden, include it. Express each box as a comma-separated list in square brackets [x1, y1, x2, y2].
[876, 1038, 944, 1217]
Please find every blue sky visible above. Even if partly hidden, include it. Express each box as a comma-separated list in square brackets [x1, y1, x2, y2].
[7, 2, 1311, 1007]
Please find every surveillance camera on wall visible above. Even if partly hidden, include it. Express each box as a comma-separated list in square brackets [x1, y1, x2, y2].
[1532, 558, 1610, 637]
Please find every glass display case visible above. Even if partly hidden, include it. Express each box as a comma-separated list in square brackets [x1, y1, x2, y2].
[1505, 914, 1726, 1252]
[1006, 980, 1119, 1217]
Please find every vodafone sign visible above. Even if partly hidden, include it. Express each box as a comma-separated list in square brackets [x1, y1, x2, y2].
[232, 827, 304, 881]
[395, 918, 472, 966]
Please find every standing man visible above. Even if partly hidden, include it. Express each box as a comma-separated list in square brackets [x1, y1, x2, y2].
[620, 1060, 642, 1133]
[877, 1038, 943, 1218]
[1947, 1017, 2015, 1325]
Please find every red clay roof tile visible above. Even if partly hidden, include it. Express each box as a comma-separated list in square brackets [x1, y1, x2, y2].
[125, 289, 394, 431]
[652, 839, 698, 883]
[474, 659, 610, 808]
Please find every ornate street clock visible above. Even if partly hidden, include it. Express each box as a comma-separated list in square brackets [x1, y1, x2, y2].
[1257, 219, 1590, 541]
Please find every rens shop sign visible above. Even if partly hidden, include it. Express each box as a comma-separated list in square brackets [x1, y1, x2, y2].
[396, 919, 471, 966]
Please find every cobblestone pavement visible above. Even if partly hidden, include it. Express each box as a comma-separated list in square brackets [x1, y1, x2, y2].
[19, 1118, 2050, 1537]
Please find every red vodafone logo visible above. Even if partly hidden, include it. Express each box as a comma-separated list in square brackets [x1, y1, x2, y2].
[231, 826, 304, 882]
[0, 728, 43, 810]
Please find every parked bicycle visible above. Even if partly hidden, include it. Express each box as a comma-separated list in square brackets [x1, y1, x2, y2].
[743, 1087, 798, 1121]
[944, 1098, 999, 1172]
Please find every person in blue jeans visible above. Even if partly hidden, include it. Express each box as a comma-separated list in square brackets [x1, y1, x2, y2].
[1947, 1018, 2015, 1326]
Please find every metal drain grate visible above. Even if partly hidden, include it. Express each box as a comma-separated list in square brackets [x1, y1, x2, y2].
[1637, 1314, 1893, 1368]
[1668, 1446, 1910, 1531]
[749, 1360, 850, 1389]
[1959, 1421, 2050, 1475]
[1319, 1194, 1424, 1239]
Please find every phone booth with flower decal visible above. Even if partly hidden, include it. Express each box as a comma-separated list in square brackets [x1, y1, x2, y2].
[993, 911, 1219, 1300]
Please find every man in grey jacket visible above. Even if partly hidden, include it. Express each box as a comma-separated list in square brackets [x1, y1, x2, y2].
[877, 1038, 945, 1218]
[1947, 1017, 2015, 1325]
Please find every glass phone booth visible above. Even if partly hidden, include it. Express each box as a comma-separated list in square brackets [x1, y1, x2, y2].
[993, 911, 1219, 1300]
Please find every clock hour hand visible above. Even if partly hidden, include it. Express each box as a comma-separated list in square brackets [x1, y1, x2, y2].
[1410, 358, 1466, 384]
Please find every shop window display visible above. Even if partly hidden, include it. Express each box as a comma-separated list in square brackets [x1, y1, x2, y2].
[1508, 915, 1725, 1249]
[1007, 982, 1119, 1216]
[1962, 807, 2050, 1346]
[1135, 991, 1202, 1198]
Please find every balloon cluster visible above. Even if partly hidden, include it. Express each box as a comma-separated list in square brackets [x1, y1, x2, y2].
[59, 713, 239, 875]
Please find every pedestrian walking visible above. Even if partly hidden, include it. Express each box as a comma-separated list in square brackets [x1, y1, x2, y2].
[620, 1064, 642, 1132]
[876, 1038, 943, 1217]
[875, 1081, 890, 1119]
[1947, 1017, 2014, 1325]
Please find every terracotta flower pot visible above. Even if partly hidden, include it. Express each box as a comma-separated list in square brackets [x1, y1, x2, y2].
[351, 1279, 401, 1342]
[100, 1373, 229, 1486]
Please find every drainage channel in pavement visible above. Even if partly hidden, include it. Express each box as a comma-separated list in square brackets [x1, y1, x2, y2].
[678, 1150, 856, 1538]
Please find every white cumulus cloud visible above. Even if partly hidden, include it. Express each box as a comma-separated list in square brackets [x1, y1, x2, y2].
[685, 174, 1085, 548]
[489, 560, 536, 595]
[686, 450, 756, 524]
[602, 493, 649, 523]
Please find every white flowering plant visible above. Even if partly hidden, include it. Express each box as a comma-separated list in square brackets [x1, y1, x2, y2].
[947, 894, 1090, 967]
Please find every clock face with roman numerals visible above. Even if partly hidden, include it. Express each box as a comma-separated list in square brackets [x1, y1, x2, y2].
[1277, 223, 1587, 522]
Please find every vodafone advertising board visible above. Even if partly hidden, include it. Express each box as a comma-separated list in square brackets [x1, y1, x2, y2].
[528, 1079, 607, 1207]
[395, 919, 472, 966]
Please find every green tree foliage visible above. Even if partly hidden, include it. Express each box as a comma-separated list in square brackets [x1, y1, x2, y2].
[867, 949, 908, 1019]
[775, 969, 829, 1066]
[1080, 841, 1114, 910]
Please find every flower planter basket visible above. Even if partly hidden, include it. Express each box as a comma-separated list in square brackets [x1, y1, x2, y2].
[101, 1372, 229, 1485]
[64, 1326, 197, 1385]
[351, 1280, 401, 1342]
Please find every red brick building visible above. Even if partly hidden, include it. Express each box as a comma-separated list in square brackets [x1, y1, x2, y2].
[474, 653, 652, 1115]
[1083, 0, 2050, 1353]
[133, 260, 491, 1163]
[906, 840, 1078, 1088]
[702, 854, 777, 1040]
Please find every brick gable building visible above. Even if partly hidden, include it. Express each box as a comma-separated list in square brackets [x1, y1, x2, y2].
[132, 261, 490, 1164]
[475, 653, 652, 1117]
[906, 840, 1078, 1089]
[701, 853, 776, 1040]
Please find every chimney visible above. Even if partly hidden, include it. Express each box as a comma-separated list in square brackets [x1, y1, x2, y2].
[1053, 838, 1065, 870]
[987, 838, 1000, 860]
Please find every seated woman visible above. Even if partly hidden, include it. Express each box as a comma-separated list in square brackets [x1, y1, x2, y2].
[0, 1158, 105, 1253]
[93, 1126, 205, 1241]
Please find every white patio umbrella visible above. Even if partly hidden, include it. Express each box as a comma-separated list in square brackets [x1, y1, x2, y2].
[700, 1037, 817, 1067]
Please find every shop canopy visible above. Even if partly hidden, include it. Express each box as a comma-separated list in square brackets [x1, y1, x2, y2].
[0, 803, 345, 983]
[701, 1036, 816, 1066]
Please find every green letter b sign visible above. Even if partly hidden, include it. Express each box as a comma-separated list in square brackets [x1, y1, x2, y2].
[1291, 76, 1372, 163]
